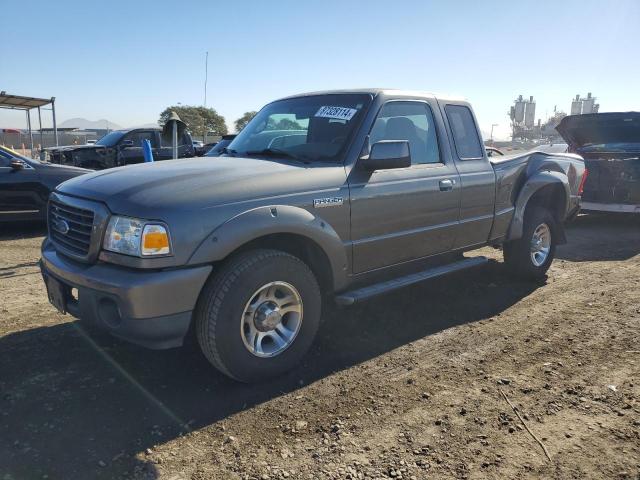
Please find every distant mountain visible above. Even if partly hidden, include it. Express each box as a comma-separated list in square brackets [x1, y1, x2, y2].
[59, 118, 123, 130]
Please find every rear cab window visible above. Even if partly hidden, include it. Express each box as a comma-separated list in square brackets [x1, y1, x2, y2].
[445, 105, 484, 159]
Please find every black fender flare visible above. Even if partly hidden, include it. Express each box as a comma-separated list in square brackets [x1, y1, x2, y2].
[187, 205, 349, 290]
[507, 170, 570, 242]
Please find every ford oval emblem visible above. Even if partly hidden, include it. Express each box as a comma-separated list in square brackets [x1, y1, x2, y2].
[53, 219, 70, 235]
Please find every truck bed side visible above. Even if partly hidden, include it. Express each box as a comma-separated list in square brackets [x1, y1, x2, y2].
[489, 151, 585, 241]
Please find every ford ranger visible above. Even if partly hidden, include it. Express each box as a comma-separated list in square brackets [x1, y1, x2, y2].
[40, 89, 586, 382]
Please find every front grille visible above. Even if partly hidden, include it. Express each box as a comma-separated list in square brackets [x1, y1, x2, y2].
[49, 199, 95, 256]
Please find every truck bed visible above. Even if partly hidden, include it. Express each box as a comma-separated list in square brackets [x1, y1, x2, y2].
[488, 150, 585, 240]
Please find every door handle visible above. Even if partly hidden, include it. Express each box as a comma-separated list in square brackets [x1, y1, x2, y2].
[439, 179, 455, 191]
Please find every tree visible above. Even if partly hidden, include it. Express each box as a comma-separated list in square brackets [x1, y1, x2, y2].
[275, 118, 303, 130]
[234, 111, 257, 132]
[159, 106, 227, 137]
[266, 118, 304, 131]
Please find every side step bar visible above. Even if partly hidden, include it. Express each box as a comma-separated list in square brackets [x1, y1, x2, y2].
[335, 256, 488, 306]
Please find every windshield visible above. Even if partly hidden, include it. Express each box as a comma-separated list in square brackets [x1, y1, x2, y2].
[0, 146, 39, 165]
[95, 131, 125, 146]
[227, 94, 372, 162]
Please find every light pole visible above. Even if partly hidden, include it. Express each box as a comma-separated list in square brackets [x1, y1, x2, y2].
[204, 51, 208, 107]
[490, 123, 498, 144]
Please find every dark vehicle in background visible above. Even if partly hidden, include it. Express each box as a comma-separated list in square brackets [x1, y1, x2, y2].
[194, 142, 215, 156]
[557, 112, 640, 213]
[40, 89, 585, 382]
[46, 128, 195, 170]
[193, 140, 213, 156]
[0, 146, 89, 222]
[204, 134, 236, 157]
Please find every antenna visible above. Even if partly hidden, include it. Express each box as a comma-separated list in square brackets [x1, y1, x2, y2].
[204, 51, 209, 107]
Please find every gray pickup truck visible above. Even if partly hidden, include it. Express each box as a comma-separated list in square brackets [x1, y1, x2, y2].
[40, 89, 585, 382]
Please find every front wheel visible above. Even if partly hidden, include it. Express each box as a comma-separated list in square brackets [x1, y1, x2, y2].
[195, 249, 321, 382]
[503, 207, 557, 280]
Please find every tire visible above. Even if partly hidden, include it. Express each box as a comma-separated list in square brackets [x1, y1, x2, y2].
[503, 207, 557, 280]
[195, 249, 321, 382]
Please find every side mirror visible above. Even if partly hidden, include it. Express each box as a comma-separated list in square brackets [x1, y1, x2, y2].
[10, 159, 24, 171]
[120, 139, 134, 148]
[362, 140, 411, 170]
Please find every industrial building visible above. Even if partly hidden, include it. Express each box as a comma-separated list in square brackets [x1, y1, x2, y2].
[509, 92, 600, 143]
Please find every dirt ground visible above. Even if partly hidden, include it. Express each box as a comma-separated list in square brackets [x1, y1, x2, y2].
[1, 214, 639, 480]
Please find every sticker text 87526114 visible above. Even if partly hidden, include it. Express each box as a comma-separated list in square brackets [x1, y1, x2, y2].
[315, 106, 358, 121]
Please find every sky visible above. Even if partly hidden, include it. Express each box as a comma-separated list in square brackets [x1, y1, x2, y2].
[1, 0, 639, 140]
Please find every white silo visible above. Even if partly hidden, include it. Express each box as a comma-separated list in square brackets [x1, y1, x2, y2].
[570, 95, 582, 115]
[524, 96, 536, 128]
[582, 92, 596, 114]
[514, 95, 526, 123]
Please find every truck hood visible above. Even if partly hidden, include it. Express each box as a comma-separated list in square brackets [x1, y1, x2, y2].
[56, 156, 344, 217]
[42, 162, 92, 174]
[556, 112, 640, 150]
[45, 144, 113, 154]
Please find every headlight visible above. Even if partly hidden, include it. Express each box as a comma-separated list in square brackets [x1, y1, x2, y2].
[103, 216, 171, 257]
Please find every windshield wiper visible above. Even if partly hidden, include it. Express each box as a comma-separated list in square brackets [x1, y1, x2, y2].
[245, 148, 308, 163]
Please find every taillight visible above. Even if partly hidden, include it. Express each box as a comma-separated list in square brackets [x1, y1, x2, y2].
[578, 168, 589, 195]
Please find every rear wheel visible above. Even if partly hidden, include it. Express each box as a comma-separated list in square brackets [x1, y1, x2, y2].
[503, 207, 557, 280]
[195, 249, 321, 382]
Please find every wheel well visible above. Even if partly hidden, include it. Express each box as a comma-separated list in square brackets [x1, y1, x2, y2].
[225, 233, 334, 294]
[527, 183, 566, 223]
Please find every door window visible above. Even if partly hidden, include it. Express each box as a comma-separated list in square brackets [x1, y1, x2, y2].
[369, 102, 441, 165]
[122, 131, 157, 148]
[0, 151, 12, 167]
[444, 105, 483, 159]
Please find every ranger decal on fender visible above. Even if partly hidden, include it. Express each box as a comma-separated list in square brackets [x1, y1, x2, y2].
[313, 197, 344, 208]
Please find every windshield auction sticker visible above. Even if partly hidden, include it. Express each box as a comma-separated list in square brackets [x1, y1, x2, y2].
[315, 106, 358, 121]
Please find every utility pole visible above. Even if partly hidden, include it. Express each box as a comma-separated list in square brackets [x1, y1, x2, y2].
[204, 51, 208, 107]
[51, 97, 58, 146]
[204, 51, 209, 143]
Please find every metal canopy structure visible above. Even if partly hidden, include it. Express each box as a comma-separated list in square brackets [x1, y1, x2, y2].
[0, 91, 59, 154]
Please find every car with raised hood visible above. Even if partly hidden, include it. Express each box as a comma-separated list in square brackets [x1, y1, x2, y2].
[556, 112, 640, 213]
[46, 127, 195, 170]
[0, 146, 90, 222]
[40, 89, 586, 382]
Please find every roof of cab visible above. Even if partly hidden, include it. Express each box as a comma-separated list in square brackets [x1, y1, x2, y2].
[112, 127, 162, 133]
[276, 88, 467, 103]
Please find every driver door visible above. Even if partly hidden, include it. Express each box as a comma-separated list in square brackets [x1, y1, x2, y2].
[119, 131, 157, 165]
[0, 154, 44, 221]
[349, 100, 461, 273]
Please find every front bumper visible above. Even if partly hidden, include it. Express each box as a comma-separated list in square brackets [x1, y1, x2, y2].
[40, 238, 212, 349]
